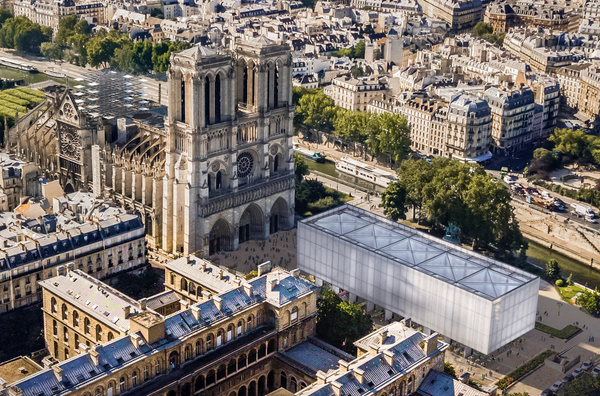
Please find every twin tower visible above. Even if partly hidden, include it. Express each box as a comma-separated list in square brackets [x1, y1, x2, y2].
[162, 37, 296, 256]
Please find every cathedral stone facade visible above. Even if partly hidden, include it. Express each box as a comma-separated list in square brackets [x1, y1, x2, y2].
[18, 37, 296, 256]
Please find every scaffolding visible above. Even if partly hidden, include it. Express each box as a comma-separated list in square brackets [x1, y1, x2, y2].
[70, 70, 155, 120]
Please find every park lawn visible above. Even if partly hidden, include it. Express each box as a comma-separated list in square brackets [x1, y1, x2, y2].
[557, 284, 585, 301]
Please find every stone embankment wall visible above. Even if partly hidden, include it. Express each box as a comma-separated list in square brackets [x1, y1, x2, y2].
[513, 200, 600, 270]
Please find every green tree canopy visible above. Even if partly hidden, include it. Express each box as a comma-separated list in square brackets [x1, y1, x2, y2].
[296, 90, 337, 133]
[473, 22, 493, 36]
[545, 259, 561, 281]
[381, 158, 526, 253]
[56, 15, 79, 46]
[316, 290, 373, 353]
[0, 17, 51, 54]
[381, 181, 407, 221]
[0, 9, 12, 27]
[443, 362, 457, 378]
[578, 288, 600, 315]
[354, 40, 366, 58]
[563, 373, 600, 396]
[40, 42, 63, 61]
[294, 152, 310, 182]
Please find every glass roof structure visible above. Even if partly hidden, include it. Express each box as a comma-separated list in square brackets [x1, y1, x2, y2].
[68, 70, 156, 119]
[305, 206, 536, 301]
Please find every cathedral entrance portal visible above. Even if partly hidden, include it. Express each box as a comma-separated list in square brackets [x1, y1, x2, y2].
[239, 204, 264, 244]
[209, 219, 232, 255]
[269, 198, 289, 234]
[64, 183, 75, 194]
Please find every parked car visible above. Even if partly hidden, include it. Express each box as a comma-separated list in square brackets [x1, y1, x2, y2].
[563, 373, 574, 384]
[550, 381, 563, 392]
[591, 365, 600, 378]
[539, 390, 551, 396]
[582, 360, 594, 371]
[573, 367, 584, 378]
[504, 175, 515, 184]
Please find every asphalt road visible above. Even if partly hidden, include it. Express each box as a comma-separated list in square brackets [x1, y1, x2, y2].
[0, 49, 168, 105]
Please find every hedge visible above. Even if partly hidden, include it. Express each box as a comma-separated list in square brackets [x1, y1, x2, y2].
[16, 87, 45, 98]
[0, 94, 29, 107]
[495, 350, 554, 390]
[535, 323, 581, 339]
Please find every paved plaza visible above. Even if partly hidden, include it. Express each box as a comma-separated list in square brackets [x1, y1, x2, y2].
[204, 203, 600, 394]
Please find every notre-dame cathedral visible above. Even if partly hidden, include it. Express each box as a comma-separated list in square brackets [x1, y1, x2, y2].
[17, 36, 296, 257]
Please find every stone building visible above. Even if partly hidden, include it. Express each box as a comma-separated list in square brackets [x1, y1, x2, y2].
[418, 0, 483, 31]
[399, 97, 441, 156]
[13, 0, 105, 31]
[484, 1, 581, 34]
[324, 77, 388, 112]
[446, 94, 492, 162]
[0, 153, 40, 211]
[484, 86, 536, 154]
[556, 62, 592, 109]
[577, 65, 600, 123]
[10, 263, 326, 396]
[18, 37, 296, 257]
[296, 320, 448, 396]
[0, 207, 145, 314]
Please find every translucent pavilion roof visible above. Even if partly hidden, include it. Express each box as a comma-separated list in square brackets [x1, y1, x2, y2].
[304, 206, 537, 300]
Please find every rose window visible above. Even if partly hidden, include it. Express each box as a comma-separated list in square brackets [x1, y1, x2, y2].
[237, 152, 254, 178]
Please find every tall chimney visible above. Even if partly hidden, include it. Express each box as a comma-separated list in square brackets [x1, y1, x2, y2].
[90, 345, 101, 366]
[383, 350, 394, 366]
[379, 330, 388, 345]
[331, 381, 342, 396]
[354, 368, 365, 384]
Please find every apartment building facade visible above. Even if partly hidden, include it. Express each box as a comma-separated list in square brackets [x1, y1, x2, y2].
[324, 76, 388, 111]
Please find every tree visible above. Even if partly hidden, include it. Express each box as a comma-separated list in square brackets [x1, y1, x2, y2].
[294, 153, 310, 182]
[354, 40, 366, 58]
[381, 181, 407, 221]
[40, 42, 62, 61]
[563, 373, 600, 396]
[0, 9, 12, 27]
[382, 158, 526, 253]
[316, 290, 373, 353]
[473, 22, 493, 37]
[67, 34, 89, 67]
[74, 19, 90, 36]
[0, 17, 51, 54]
[350, 65, 364, 78]
[577, 288, 600, 315]
[150, 8, 164, 18]
[55, 15, 78, 46]
[295, 90, 337, 134]
[375, 113, 411, 162]
[545, 259, 561, 281]
[443, 362, 456, 378]
[332, 47, 354, 58]
[567, 273, 573, 285]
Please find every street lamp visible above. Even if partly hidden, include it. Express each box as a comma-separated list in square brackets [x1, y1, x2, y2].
[557, 302, 563, 317]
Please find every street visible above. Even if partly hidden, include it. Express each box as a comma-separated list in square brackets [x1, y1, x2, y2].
[0, 49, 167, 105]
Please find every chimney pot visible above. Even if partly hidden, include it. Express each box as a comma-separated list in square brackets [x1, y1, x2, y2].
[219, 269, 224, 280]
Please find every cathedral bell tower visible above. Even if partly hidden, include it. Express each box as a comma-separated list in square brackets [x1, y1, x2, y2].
[164, 37, 295, 256]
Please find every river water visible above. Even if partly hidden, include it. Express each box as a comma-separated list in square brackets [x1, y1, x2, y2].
[0, 66, 65, 85]
[304, 156, 600, 289]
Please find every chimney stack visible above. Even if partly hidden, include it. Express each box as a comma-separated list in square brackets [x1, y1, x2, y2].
[52, 366, 63, 382]
[90, 345, 101, 366]
[460, 373, 470, 384]
[186, 255, 192, 264]
[383, 350, 394, 366]
[316, 371, 327, 385]
[258, 261, 272, 276]
[354, 368, 365, 384]
[379, 330, 388, 345]
[338, 360, 350, 373]
[268, 279, 278, 293]
[369, 344, 379, 356]
[191, 305, 201, 320]
[130, 333, 141, 349]
[401, 318, 411, 328]
[213, 296, 222, 310]
[180, 300, 189, 310]
[218, 269, 224, 280]
[139, 298, 147, 311]
[331, 381, 342, 396]
[290, 269, 300, 277]
[421, 333, 439, 355]
[123, 306, 131, 319]
[201, 261, 207, 271]
[243, 282, 253, 296]
[202, 290, 211, 300]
